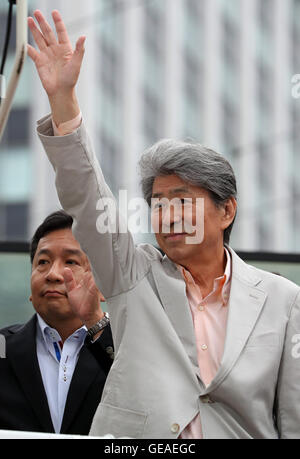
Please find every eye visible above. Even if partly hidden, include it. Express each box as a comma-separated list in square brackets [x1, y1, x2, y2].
[181, 198, 193, 206]
[38, 259, 49, 265]
[66, 259, 78, 265]
[152, 202, 166, 210]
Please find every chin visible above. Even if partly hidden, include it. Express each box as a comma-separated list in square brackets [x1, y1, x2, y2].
[163, 244, 192, 265]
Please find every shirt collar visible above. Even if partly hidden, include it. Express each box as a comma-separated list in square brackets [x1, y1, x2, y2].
[177, 247, 232, 306]
[220, 247, 231, 305]
[221, 247, 232, 288]
[36, 314, 87, 346]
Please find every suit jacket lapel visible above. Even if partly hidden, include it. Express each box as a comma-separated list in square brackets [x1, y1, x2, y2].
[151, 257, 199, 371]
[206, 248, 267, 392]
[151, 248, 268, 392]
[7, 315, 54, 432]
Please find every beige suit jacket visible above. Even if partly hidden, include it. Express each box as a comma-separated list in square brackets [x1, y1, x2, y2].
[37, 115, 300, 439]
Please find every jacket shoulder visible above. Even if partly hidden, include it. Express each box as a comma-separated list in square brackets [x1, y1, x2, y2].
[0, 323, 25, 337]
[247, 262, 299, 292]
[230, 246, 299, 292]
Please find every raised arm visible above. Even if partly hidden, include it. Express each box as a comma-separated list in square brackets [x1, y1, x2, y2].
[28, 10, 155, 299]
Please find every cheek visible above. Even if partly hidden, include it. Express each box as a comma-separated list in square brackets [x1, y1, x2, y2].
[30, 274, 42, 297]
[182, 204, 203, 233]
[183, 206, 194, 225]
[151, 211, 161, 233]
[203, 208, 223, 235]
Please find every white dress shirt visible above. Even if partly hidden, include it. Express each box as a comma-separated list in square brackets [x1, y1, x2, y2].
[36, 314, 87, 433]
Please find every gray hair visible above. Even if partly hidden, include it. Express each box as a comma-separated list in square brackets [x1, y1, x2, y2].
[139, 139, 237, 244]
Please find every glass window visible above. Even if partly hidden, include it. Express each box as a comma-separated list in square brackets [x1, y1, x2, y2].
[7, 203, 28, 240]
[143, 86, 163, 144]
[6, 108, 30, 145]
[247, 259, 300, 286]
[0, 203, 29, 241]
[144, 4, 165, 60]
[0, 148, 32, 202]
[0, 252, 32, 328]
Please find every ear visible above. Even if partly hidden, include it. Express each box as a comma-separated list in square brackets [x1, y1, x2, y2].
[29, 295, 32, 303]
[221, 197, 237, 230]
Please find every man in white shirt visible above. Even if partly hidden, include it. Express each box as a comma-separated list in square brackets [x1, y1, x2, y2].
[0, 210, 113, 435]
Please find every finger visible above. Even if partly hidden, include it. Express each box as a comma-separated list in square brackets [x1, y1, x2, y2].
[27, 43, 39, 63]
[75, 35, 86, 53]
[52, 10, 71, 45]
[82, 271, 95, 290]
[33, 10, 57, 46]
[28, 16, 48, 51]
[63, 267, 77, 293]
[99, 292, 105, 302]
[72, 36, 86, 67]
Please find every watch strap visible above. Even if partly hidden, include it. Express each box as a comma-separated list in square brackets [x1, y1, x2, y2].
[87, 312, 110, 339]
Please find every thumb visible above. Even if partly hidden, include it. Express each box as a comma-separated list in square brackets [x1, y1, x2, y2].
[73, 35, 86, 64]
[63, 267, 77, 293]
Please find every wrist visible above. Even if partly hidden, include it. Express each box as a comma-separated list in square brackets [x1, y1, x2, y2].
[86, 312, 110, 341]
[84, 311, 105, 330]
[49, 89, 80, 126]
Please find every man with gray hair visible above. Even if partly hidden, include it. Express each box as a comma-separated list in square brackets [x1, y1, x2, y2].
[28, 10, 300, 439]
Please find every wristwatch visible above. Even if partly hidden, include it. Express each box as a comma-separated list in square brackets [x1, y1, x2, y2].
[87, 312, 110, 339]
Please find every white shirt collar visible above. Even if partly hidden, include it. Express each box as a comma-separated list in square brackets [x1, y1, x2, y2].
[36, 314, 87, 346]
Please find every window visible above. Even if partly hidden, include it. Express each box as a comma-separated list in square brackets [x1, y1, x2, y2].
[0, 203, 29, 241]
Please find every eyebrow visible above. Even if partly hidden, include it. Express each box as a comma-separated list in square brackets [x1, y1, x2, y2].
[36, 248, 84, 258]
[152, 187, 190, 198]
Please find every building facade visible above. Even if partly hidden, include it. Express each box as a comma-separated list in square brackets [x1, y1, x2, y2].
[0, 0, 299, 252]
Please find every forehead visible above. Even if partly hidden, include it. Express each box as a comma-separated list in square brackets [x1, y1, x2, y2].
[36, 228, 83, 254]
[152, 174, 208, 197]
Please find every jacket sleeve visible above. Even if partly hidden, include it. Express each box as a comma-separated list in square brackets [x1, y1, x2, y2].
[37, 114, 154, 299]
[275, 289, 300, 438]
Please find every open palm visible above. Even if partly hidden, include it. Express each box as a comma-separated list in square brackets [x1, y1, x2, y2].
[63, 268, 105, 326]
[27, 10, 85, 96]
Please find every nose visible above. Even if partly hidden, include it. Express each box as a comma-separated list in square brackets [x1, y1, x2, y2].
[45, 261, 65, 283]
[161, 201, 183, 232]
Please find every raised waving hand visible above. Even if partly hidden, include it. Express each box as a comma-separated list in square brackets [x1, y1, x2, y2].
[27, 10, 85, 125]
[63, 268, 106, 332]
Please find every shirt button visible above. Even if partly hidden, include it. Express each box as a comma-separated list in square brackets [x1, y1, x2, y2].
[201, 344, 208, 351]
[171, 423, 180, 434]
[198, 305, 205, 311]
[106, 346, 114, 359]
[106, 346, 114, 355]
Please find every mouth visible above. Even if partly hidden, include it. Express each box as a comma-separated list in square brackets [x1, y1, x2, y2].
[43, 290, 66, 298]
[164, 233, 187, 242]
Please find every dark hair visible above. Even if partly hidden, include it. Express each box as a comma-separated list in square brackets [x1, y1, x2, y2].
[30, 210, 73, 263]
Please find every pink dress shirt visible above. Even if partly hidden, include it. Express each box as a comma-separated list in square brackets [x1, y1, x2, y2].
[179, 248, 232, 439]
[52, 114, 232, 439]
[52, 112, 82, 136]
